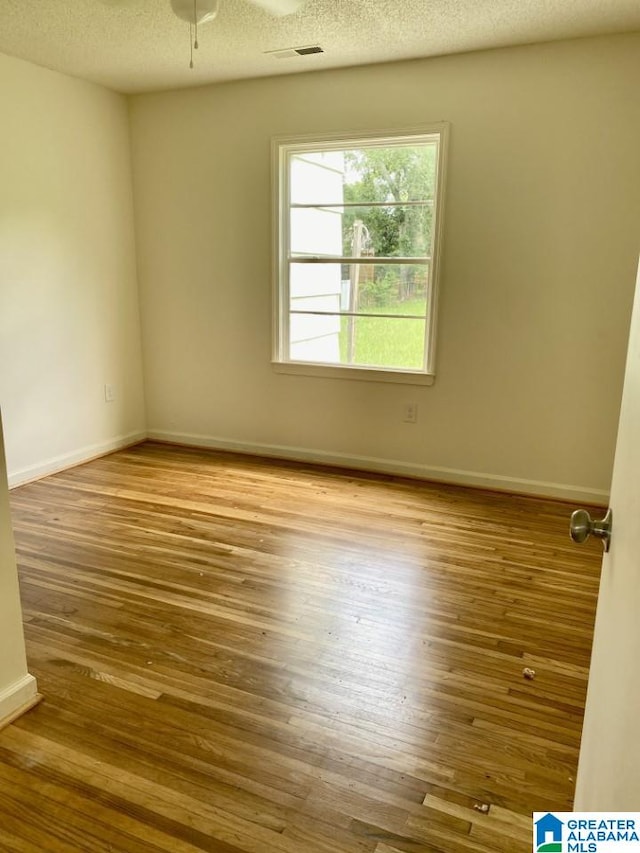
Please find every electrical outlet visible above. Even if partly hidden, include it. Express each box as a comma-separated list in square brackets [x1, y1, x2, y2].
[403, 402, 418, 423]
[104, 384, 115, 403]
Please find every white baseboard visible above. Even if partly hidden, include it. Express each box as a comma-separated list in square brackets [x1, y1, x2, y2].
[7, 425, 607, 503]
[8, 431, 147, 489]
[0, 674, 38, 727]
[148, 429, 609, 504]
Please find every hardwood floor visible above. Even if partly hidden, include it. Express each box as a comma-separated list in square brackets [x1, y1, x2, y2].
[2, 442, 602, 852]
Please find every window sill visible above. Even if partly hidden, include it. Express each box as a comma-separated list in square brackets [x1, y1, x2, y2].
[272, 361, 435, 386]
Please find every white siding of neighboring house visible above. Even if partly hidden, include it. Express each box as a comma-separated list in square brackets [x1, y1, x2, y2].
[289, 153, 344, 363]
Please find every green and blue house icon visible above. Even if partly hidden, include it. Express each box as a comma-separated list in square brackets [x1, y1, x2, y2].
[535, 813, 564, 852]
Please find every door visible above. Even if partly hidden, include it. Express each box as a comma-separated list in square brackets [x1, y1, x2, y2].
[574, 255, 640, 809]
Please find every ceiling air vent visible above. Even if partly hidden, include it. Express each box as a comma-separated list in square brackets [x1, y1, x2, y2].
[265, 45, 324, 59]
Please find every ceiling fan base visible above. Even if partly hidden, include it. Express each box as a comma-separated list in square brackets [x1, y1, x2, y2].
[170, 0, 220, 25]
[249, 0, 306, 15]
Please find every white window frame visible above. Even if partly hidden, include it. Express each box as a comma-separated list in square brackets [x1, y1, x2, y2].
[271, 124, 448, 385]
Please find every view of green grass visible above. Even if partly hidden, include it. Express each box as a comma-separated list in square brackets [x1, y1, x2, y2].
[339, 298, 427, 369]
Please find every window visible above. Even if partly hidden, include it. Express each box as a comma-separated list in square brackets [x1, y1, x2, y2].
[272, 125, 448, 385]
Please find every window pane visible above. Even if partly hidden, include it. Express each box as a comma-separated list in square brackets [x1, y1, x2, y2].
[289, 312, 343, 364]
[289, 262, 428, 314]
[290, 152, 346, 205]
[289, 313, 426, 371]
[291, 204, 432, 259]
[289, 144, 437, 206]
[344, 145, 437, 204]
[290, 206, 344, 257]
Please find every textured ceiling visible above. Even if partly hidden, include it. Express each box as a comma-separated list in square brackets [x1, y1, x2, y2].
[0, 0, 638, 94]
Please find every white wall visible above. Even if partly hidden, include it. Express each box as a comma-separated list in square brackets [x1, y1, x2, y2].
[0, 412, 37, 721]
[129, 34, 640, 502]
[0, 53, 146, 486]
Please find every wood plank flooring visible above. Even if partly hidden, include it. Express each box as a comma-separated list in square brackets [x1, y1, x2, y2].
[3, 442, 603, 852]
